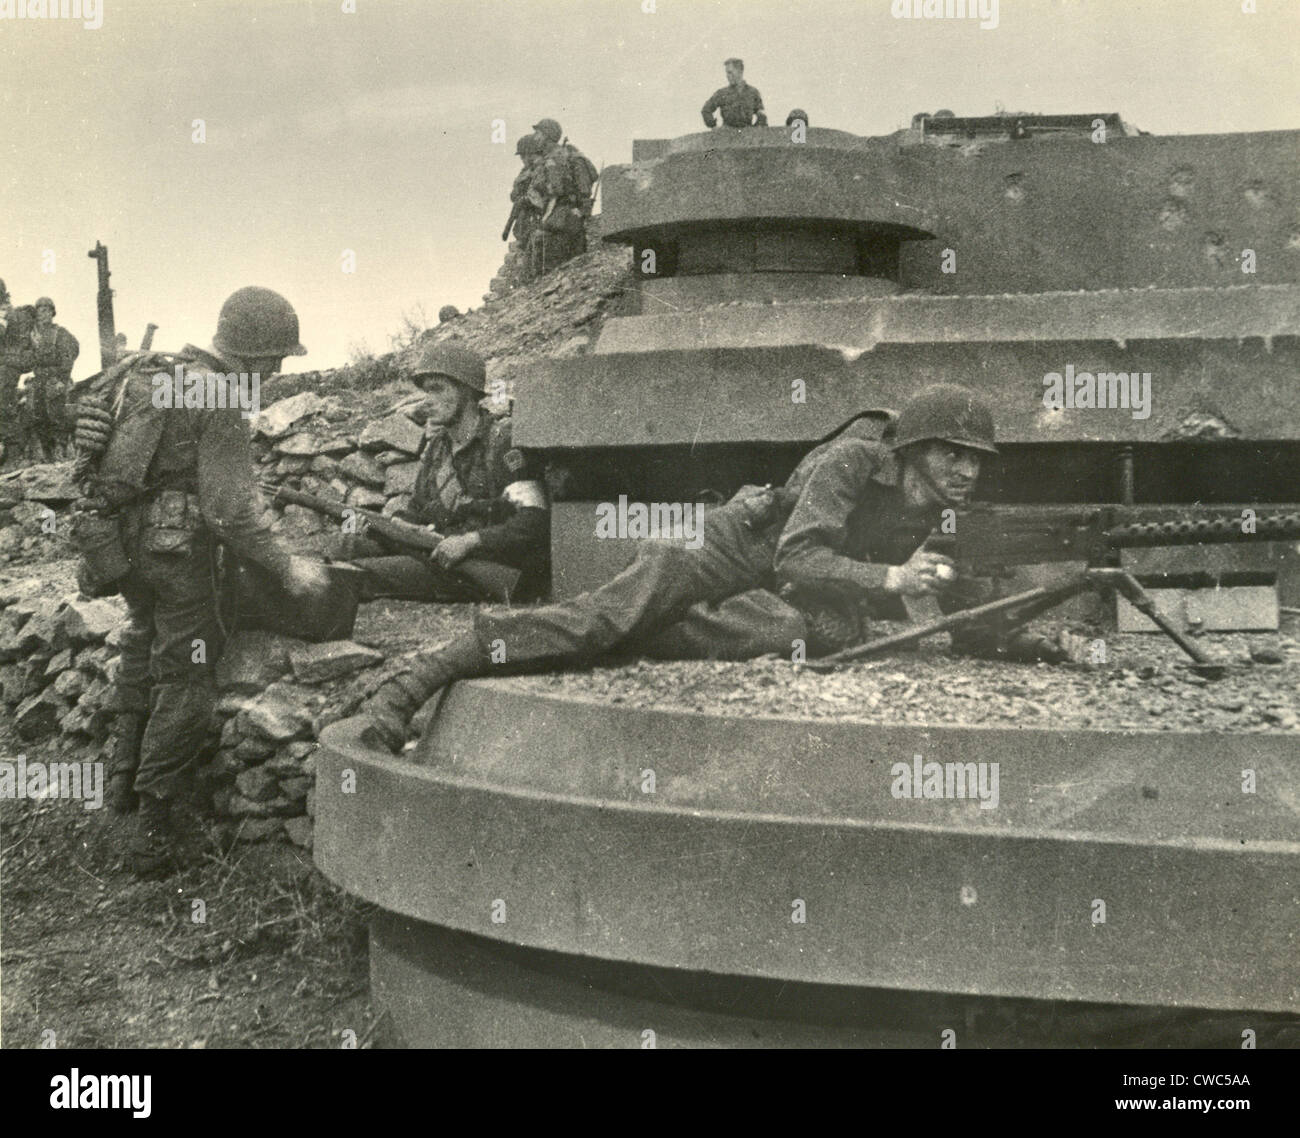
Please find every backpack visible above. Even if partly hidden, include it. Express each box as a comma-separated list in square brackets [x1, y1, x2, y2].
[561, 144, 599, 210]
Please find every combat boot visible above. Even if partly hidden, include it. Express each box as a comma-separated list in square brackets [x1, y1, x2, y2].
[358, 633, 488, 752]
[106, 713, 146, 814]
[128, 793, 176, 879]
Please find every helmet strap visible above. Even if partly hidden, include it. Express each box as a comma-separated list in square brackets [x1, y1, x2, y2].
[900, 443, 962, 510]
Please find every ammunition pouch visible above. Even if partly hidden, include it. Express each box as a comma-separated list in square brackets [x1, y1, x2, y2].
[541, 203, 584, 235]
[141, 490, 203, 557]
[70, 507, 132, 598]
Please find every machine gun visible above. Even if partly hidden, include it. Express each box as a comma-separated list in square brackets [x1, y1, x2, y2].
[260, 481, 521, 603]
[87, 241, 116, 370]
[805, 503, 1300, 679]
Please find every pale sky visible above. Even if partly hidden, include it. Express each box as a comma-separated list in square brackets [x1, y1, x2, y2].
[3, 0, 1297, 375]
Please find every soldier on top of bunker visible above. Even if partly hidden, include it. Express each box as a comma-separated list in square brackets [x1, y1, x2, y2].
[702, 58, 768, 129]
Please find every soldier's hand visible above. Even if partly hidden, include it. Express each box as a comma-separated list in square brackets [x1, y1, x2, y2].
[885, 550, 957, 596]
[432, 532, 481, 569]
[73, 401, 114, 455]
[283, 555, 330, 597]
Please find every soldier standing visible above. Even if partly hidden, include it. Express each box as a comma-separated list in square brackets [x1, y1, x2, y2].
[73, 286, 329, 876]
[506, 133, 545, 280]
[339, 341, 549, 602]
[28, 297, 80, 460]
[526, 118, 598, 278]
[701, 58, 768, 129]
[0, 283, 36, 470]
[356, 386, 1068, 749]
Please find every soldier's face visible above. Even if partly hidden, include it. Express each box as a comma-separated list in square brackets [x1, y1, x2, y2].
[36, 307, 53, 326]
[725, 63, 742, 85]
[909, 441, 982, 506]
[417, 374, 467, 425]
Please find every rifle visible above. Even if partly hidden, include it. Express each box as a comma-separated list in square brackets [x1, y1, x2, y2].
[502, 199, 523, 242]
[259, 481, 522, 603]
[87, 241, 115, 370]
[140, 323, 158, 350]
[804, 503, 1300, 679]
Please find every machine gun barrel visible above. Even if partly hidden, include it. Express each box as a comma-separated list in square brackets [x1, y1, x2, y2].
[1103, 508, 1300, 548]
[932, 504, 1300, 571]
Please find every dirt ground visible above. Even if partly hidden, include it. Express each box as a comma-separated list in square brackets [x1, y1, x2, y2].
[0, 730, 376, 1050]
[2, 590, 1296, 1049]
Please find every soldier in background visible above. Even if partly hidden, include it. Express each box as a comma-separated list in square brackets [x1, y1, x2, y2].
[701, 58, 768, 129]
[526, 118, 598, 278]
[506, 132, 545, 280]
[338, 341, 550, 602]
[73, 287, 330, 877]
[0, 282, 36, 470]
[438, 304, 461, 324]
[786, 108, 809, 130]
[28, 297, 80, 460]
[356, 386, 1069, 750]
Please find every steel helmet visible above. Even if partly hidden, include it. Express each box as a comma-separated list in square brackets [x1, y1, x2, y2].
[437, 304, 462, 323]
[409, 340, 486, 394]
[890, 384, 997, 455]
[532, 118, 563, 144]
[515, 134, 543, 158]
[34, 296, 56, 315]
[212, 287, 307, 359]
[786, 109, 809, 126]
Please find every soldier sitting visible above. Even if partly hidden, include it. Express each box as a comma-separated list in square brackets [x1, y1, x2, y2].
[339, 341, 550, 603]
[702, 58, 768, 129]
[357, 385, 1067, 750]
[28, 296, 80, 461]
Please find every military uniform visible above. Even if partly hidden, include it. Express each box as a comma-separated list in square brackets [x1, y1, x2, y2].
[354, 418, 899, 742]
[348, 412, 550, 602]
[527, 142, 591, 278]
[0, 304, 36, 464]
[510, 158, 542, 253]
[774, 436, 991, 654]
[461, 417, 903, 669]
[356, 394, 1068, 749]
[701, 82, 767, 128]
[28, 322, 79, 459]
[102, 346, 298, 804]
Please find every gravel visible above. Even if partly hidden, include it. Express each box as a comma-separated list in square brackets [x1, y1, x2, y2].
[507, 620, 1300, 733]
